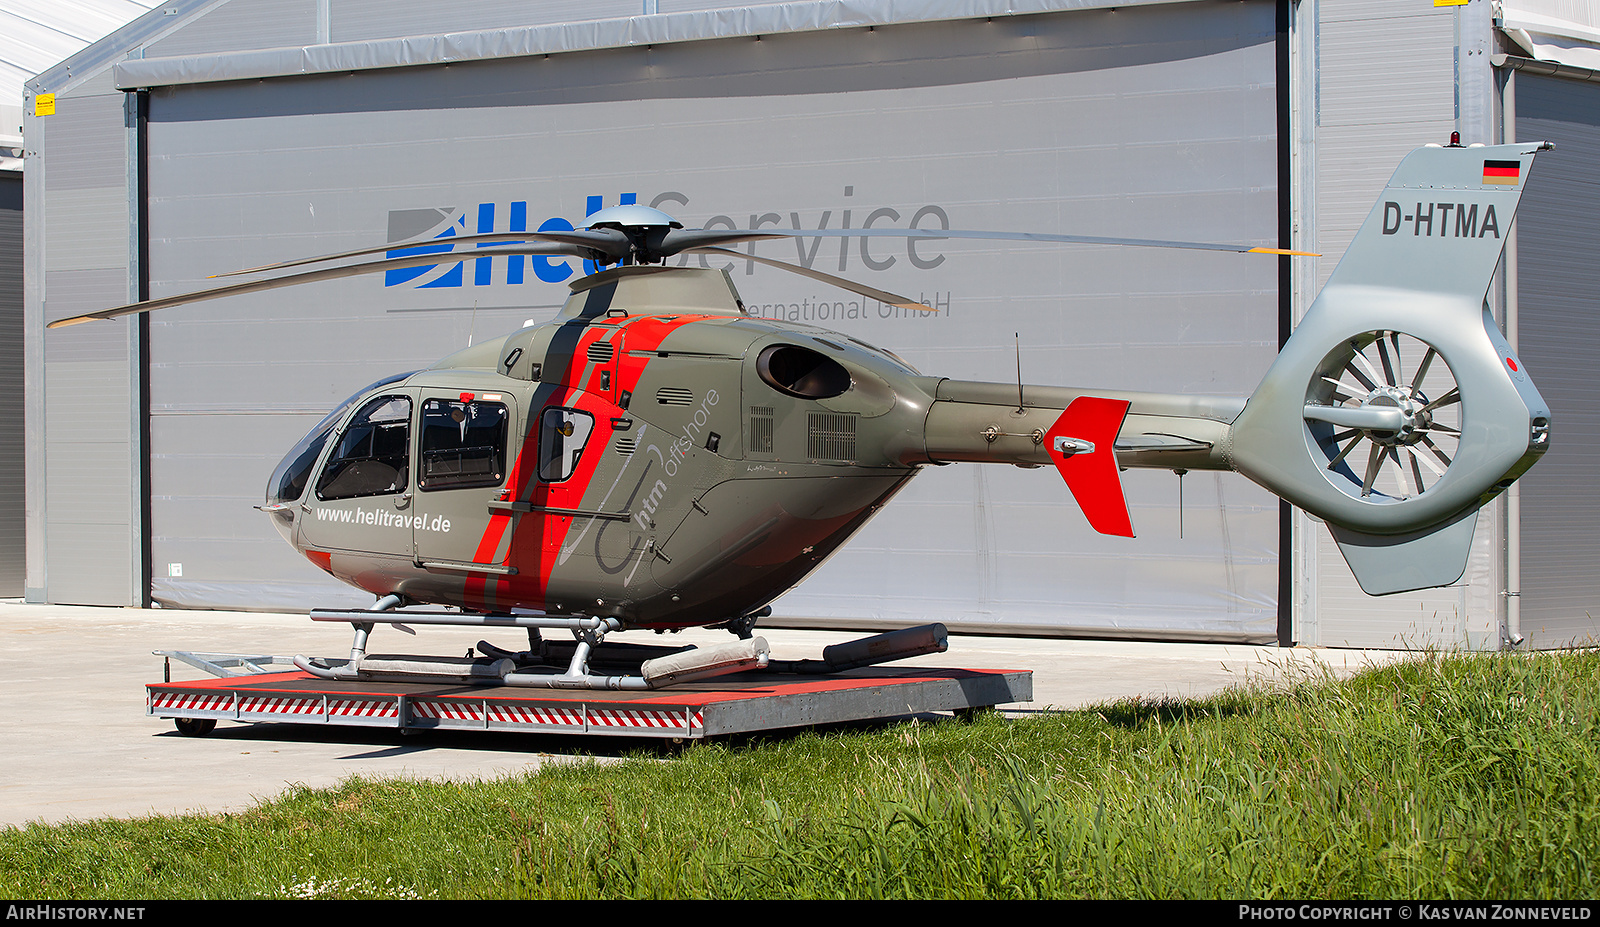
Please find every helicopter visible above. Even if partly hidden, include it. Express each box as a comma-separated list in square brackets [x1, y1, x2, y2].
[49, 140, 1553, 691]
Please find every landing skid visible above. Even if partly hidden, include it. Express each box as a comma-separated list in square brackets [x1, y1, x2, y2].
[291, 604, 950, 691]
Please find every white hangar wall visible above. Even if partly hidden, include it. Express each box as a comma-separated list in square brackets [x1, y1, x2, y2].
[1288, 0, 1600, 650]
[0, 170, 20, 598]
[30, 0, 1287, 641]
[135, 0, 1285, 639]
[25, 0, 1600, 648]
[1290, 0, 1499, 649]
[1508, 69, 1600, 650]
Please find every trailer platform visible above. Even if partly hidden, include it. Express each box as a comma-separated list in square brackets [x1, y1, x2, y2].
[147, 662, 1032, 741]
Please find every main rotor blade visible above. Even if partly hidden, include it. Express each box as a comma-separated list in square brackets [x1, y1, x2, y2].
[210, 229, 630, 277]
[46, 244, 589, 328]
[215, 222, 1314, 279]
[661, 226, 1317, 258]
[685, 246, 934, 311]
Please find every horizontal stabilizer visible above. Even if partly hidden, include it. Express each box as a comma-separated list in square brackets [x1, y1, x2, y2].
[1328, 509, 1478, 595]
[1046, 397, 1134, 537]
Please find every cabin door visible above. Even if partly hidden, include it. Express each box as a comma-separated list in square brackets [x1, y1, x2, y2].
[410, 390, 517, 570]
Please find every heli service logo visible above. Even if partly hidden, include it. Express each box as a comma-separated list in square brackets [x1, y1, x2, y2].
[384, 194, 644, 289]
[383, 190, 954, 291]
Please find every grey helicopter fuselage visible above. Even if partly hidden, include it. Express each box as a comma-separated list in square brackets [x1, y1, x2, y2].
[266, 262, 1244, 627]
[265, 265, 964, 629]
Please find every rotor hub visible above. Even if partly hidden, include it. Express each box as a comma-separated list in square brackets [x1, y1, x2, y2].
[1358, 386, 1433, 447]
[583, 204, 683, 265]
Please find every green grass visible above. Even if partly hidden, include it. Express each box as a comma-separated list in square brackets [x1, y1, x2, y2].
[3, 650, 1597, 899]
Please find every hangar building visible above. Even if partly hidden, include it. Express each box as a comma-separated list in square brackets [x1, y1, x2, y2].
[21, 0, 1600, 649]
[2, 1, 162, 597]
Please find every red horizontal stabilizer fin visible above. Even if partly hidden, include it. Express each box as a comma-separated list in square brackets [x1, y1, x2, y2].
[1045, 397, 1134, 537]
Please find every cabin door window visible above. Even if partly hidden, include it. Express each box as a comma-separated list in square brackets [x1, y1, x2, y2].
[419, 398, 509, 491]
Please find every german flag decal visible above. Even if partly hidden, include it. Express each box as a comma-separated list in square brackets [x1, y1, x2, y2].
[1483, 159, 1522, 186]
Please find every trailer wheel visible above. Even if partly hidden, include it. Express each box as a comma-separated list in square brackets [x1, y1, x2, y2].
[174, 718, 217, 737]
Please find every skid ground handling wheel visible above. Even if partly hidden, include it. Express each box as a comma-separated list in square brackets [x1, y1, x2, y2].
[173, 717, 217, 737]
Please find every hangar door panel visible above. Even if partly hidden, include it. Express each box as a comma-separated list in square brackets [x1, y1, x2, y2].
[0, 174, 19, 597]
[1513, 74, 1600, 649]
[144, 1, 1281, 640]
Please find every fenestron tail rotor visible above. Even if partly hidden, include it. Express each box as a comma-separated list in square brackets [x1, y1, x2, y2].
[1228, 141, 1552, 594]
[1303, 331, 1462, 502]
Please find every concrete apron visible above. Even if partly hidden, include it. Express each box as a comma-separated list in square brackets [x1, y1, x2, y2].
[0, 601, 1405, 827]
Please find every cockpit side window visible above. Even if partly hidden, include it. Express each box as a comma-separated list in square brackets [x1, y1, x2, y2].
[269, 417, 337, 505]
[315, 395, 412, 501]
[266, 370, 418, 505]
[537, 407, 595, 482]
[420, 399, 509, 491]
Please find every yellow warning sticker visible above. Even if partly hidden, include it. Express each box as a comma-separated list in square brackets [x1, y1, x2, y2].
[34, 94, 55, 116]
[1434, 0, 1470, 7]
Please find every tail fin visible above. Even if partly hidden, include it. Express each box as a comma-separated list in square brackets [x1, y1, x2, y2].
[1229, 142, 1553, 594]
[1045, 397, 1134, 537]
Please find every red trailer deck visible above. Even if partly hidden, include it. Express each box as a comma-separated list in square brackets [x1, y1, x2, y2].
[148, 661, 1032, 741]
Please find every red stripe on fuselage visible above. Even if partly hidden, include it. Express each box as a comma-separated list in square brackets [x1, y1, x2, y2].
[609, 314, 724, 399]
[462, 314, 723, 611]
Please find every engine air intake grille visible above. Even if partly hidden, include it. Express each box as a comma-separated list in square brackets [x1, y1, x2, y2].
[586, 342, 615, 364]
[749, 406, 774, 454]
[807, 412, 857, 462]
[656, 387, 694, 406]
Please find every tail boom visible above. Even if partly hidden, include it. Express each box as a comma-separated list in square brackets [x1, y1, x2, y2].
[917, 378, 1244, 537]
